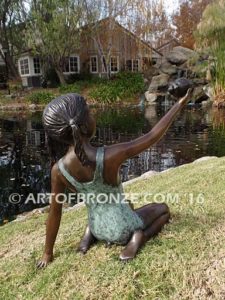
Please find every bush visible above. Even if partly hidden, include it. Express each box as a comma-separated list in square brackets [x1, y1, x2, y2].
[27, 91, 55, 104]
[59, 83, 82, 94]
[66, 72, 94, 84]
[88, 72, 145, 103]
[41, 68, 60, 88]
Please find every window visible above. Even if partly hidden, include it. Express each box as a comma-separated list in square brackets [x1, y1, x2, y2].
[133, 59, 139, 72]
[126, 60, 132, 71]
[69, 57, 78, 73]
[64, 56, 79, 73]
[110, 56, 119, 73]
[33, 57, 41, 74]
[20, 58, 29, 75]
[90, 56, 98, 73]
[125, 59, 139, 72]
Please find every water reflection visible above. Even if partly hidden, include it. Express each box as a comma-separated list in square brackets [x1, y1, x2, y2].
[1, 104, 225, 222]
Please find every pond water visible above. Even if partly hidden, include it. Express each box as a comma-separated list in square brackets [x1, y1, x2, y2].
[1, 101, 225, 223]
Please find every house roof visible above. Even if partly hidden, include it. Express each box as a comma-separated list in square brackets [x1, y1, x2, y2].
[84, 17, 163, 57]
[113, 19, 163, 57]
[156, 38, 180, 51]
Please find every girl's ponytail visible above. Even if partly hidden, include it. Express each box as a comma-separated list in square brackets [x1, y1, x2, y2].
[69, 119, 90, 166]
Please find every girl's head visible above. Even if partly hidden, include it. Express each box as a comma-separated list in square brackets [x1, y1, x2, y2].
[43, 93, 96, 165]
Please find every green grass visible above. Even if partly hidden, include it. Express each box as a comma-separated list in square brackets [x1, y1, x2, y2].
[1, 157, 225, 299]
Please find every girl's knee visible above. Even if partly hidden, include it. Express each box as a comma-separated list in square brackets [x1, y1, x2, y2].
[155, 203, 170, 215]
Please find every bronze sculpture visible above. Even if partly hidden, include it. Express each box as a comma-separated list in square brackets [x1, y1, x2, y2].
[37, 86, 193, 268]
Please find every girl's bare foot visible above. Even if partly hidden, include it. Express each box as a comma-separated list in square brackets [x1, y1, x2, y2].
[119, 230, 145, 261]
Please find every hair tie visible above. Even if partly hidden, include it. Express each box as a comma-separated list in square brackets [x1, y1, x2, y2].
[69, 119, 78, 130]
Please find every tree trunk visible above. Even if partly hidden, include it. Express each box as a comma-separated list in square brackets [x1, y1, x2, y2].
[5, 53, 20, 80]
[55, 68, 66, 85]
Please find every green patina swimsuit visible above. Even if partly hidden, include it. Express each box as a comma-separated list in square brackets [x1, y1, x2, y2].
[58, 147, 144, 244]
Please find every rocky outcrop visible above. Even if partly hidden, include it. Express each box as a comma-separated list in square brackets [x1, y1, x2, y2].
[148, 74, 170, 93]
[144, 46, 213, 106]
[166, 46, 197, 65]
[160, 61, 177, 75]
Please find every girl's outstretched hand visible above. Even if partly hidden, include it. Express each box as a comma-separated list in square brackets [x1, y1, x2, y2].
[178, 88, 194, 105]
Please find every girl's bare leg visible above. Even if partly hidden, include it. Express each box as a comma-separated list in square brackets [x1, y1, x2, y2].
[77, 225, 97, 254]
[120, 203, 170, 261]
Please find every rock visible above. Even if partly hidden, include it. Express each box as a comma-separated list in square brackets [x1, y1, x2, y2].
[148, 74, 170, 93]
[145, 91, 157, 103]
[193, 156, 218, 164]
[193, 78, 208, 85]
[192, 86, 209, 103]
[160, 61, 177, 75]
[29, 104, 37, 110]
[144, 66, 161, 81]
[201, 99, 213, 107]
[168, 78, 193, 98]
[166, 46, 197, 66]
[5, 94, 16, 99]
[145, 91, 165, 104]
[203, 85, 214, 99]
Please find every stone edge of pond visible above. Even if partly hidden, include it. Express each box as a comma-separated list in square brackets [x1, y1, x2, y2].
[10, 156, 218, 224]
[0, 101, 141, 111]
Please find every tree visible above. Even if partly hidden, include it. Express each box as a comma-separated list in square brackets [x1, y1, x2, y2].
[196, 0, 225, 93]
[0, 0, 27, 79]
[120, 0, 173, 48]
[172, 0, 212, 49]
[82, 0, 133, 78]
[26, 0, 83, 84]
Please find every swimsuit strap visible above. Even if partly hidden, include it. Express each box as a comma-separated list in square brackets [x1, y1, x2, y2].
[57, 146, 105, 189]
[58, 158, 83, 189]
[94, 146, 105, 181]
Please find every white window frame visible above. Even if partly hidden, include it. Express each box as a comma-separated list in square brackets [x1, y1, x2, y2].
[19, 57, 30, 77]
[90, 55, 98, 73]
[33, 57, 41, 75]
[110, 56, 119, 73]
[63, 55, 80, 74]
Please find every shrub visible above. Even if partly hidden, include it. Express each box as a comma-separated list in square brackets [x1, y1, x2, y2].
[88, 72, 145, 103]
[59, 83, 82, 94]
[27, 91, 55, 104]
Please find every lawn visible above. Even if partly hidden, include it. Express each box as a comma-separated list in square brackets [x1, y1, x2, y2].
[0, 157, 225, 299]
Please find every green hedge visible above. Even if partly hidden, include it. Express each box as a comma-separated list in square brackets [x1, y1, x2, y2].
[27, 91, 55, 104]
[88, 72, 145, 103]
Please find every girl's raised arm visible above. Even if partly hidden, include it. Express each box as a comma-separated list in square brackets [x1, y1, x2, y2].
[107, 89, 193, 166]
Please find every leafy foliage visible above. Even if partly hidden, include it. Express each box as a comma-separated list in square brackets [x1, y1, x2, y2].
[172, 0, 212, 49]
[27, 91, 55, 104]
[89, 72, 145, 103]
[196, 0, 225, 93]
[26, 0, 82, 84]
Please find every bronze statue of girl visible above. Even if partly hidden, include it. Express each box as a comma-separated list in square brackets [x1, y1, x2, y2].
[37, 87, 192, 268]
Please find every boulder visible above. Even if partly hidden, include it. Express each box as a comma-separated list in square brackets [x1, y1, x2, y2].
[144, 91, 158, 104]
[148, 74, 170, 93]
[192, 86, 209, 103]
[145, 91, 165, 104]
[160, 61, 177, 75]
[166, 46, 197, 66]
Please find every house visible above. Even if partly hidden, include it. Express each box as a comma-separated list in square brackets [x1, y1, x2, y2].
[18, 50, 42, 87]
[18, 18, 162, 87]
[156, 38, 180, 57]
